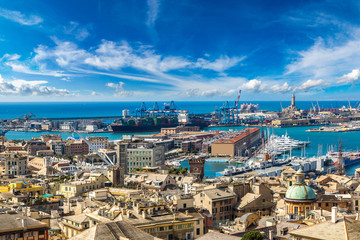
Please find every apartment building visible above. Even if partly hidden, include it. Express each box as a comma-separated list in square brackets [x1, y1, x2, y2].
[116, 141, 165, 173]
[86, 136, 109, 152]
[64, 140, 89, 155]
[194, 188, 237, 222]
[58, 173, 109, 198]
[5, 156, 27, 176]
[0, 212, 49, 240]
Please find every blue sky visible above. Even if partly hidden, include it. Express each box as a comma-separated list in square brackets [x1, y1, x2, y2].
[0, 0, 360, 101]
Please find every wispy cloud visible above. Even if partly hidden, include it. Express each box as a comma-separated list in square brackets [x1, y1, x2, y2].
[6, 62, 69, 77]
[0, 8, 43, 25]
[146, 0, 160, 28]
[64, 21, 91, 41]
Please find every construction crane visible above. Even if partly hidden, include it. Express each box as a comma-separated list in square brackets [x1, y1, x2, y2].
[311, 101, 316, 113]
[70, 126, 114, 166]
[0, 112, 36, 136]
[235, 90, 241, 109]
[348, 98, 352, 111]
[280, 101, 284, 111]
[316, 101, 321, 113]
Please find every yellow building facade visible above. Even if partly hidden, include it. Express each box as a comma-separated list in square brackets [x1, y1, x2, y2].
[284, 169, 317, 218]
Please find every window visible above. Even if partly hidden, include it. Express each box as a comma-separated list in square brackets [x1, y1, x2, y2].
[294, 206, 299, 215]
[326, 203, 329, 207]
[318, 203, 321, 207]
[196, 228, 200, 235]
[159, 226, 164, 231]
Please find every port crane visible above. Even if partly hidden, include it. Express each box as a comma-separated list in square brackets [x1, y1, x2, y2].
[0, 112, 36, 136]
[70, 126, 115, 166]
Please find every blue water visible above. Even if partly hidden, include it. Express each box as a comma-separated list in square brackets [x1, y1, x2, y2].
[1, 101, 360, 177]
[0, 101, 354, 119]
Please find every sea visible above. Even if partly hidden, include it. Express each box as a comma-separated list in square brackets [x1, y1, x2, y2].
[1, 101, 360, 177]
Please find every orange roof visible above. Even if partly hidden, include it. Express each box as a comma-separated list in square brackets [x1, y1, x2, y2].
[215, 128, 259, 144]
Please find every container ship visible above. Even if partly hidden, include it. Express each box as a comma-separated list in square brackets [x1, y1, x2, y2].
[109, 114, 209, 133]
[109, 116, 179, 133]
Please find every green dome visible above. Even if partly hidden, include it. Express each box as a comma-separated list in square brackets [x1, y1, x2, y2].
[284, 184, 316, 202]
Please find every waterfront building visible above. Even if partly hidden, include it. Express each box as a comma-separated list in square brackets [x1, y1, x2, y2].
[161, 125, 200, 135]
[41, 134, 62, 142]
[86, 136, 109, 152]
[211, 127, 260, 157]
[284, 168, 317, 218]
[0, 211, 49, 240]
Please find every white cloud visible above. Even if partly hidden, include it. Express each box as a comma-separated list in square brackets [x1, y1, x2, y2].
[270, 82, 292, 93]
[0, 8, 42, 25]
[337, 69, 360, 85]
[0, 74, 70, 96]
[34, 39, 89, 67]
[106, 81, 132, 96]
[195, 55, 245, 72]
[296, 79, 326, 92]
[91, 91, 99, 96]
[146, 0, 160, 28]
[242, 79, 267, 92]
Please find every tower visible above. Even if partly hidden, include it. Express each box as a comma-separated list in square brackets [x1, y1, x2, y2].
[337, 140, 344, 175]
[189, 156, 205, 182]
[291, 92, 295, 108]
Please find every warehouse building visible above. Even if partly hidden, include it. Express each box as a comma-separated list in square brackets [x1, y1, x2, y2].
[211, 128, 260, 157]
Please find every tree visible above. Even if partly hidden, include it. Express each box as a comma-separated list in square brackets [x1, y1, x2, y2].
[241, 231, 264, 240]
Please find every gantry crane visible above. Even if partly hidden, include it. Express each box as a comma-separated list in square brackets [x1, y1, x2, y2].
[70, 126, 115, 166]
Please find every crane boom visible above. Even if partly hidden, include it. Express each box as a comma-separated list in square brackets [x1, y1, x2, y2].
[70, 127, 114, 166]
[235, 90, 241, 109]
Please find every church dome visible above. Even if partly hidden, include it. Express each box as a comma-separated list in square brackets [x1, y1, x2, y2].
[284, 184, 316, 202]
[284, 167, 316, 202]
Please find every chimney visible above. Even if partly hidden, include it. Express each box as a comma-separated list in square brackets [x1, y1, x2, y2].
[269, 230, 274, 240]
[185, 210, 189, 216]
[142, 211, 147, 219]
[331, 207, 338, 223]
[21, 219, 28, 228]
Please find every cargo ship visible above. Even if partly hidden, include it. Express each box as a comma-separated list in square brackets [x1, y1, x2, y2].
[109, 114, 209, 133]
